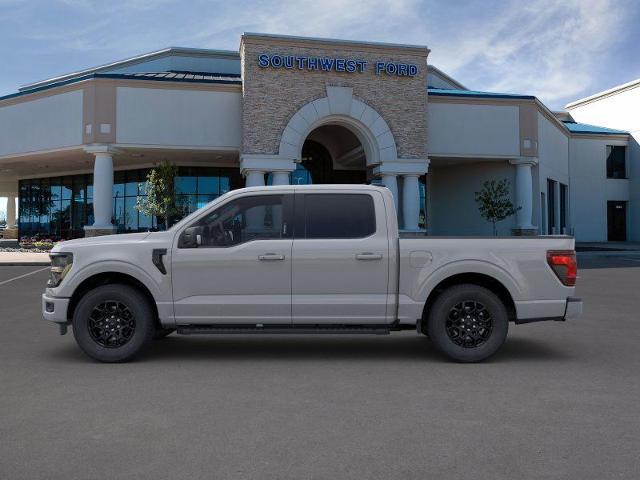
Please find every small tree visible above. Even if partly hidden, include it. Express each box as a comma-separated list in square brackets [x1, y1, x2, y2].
[136, 161, 183, 230]
[474, 179, 520, 236]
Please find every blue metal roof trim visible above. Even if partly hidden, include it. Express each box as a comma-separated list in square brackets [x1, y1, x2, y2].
[0, 72, 242, 102]
[562, 121, 628, 135]
[427, 87, 535, 100]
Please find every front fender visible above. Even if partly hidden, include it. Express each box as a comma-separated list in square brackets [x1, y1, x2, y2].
[51, 259, 166, 303]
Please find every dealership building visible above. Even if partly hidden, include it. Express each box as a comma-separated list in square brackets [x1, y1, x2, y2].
[0, 33, 637, 241]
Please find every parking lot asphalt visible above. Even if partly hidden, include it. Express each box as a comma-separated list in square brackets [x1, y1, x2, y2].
[1, 255, 639, 480]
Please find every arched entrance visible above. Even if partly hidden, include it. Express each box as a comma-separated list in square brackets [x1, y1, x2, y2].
[299, 124, 367, 185]
[241, 86, 428, 230]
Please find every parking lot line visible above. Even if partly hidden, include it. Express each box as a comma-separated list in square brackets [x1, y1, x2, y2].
[0, 266, 49, 286]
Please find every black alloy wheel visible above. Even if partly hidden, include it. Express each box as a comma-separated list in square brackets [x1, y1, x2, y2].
[72, 284, 155, 363]
[88, 300, 136, 348]
[445, 300, 493, 348]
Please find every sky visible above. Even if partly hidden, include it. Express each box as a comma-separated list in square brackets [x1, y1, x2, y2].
[1, 0, 640, 214]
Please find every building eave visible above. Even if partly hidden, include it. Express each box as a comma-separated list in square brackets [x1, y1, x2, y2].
[427, 65, 467, 90]
[19, 47, 241, 93]
[565, 78, 640, 109]
[2, 73, 242, 105]
[241, 32, 430, 56]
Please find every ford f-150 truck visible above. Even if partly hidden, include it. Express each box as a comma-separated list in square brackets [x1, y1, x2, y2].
[42, 185, 582, 363]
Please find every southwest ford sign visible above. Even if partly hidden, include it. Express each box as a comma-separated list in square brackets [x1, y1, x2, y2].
[257, 54, 418, 77]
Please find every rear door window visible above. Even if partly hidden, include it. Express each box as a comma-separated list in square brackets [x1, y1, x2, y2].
[301, 193, 376, 239]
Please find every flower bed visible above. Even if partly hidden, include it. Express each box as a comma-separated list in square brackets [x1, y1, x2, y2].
[18, 236, 65, 252]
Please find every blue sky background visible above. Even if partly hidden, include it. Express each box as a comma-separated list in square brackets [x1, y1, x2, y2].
[1, 0, 640, 215]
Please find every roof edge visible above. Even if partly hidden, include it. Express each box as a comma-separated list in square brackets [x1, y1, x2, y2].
[2, 72, 242, 104]
[427, 65, 467, 90]
[19, 46, 240, 92]
[428, 88, 535, 100]
[565, 78, 640, 109]
[241, 32, 430, 55]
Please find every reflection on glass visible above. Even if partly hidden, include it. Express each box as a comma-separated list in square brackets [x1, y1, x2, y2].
[220, 177, 230, 193]
[62, 178, 72, 200]
[125, 197, 138, 231]
[198, 176, 219, 195]
[175, 176, 197, 195]
[50, 178, 62, 201]
[291, 164, 312, 185]
[113, 197, 125, 232]
[18, 167, 241, 238]
[73, 176, 85, 201]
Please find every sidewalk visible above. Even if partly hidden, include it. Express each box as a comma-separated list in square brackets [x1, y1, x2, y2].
[0, 252, 50, 266]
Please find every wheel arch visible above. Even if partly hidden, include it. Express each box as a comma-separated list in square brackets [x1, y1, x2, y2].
[67, 272, 160, 328]
[420, 273, 517, 332]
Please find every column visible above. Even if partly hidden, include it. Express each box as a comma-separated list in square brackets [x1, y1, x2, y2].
[269, 171, 289, 233]
[243, 170, 265, 232]
[84, 146, 117, 236]
[245, 170, 265, 187]
[510, 158, 537, 234]
[271, 171, 290, 186]
[373, 159, 428, 232]
[381, 174, 398, 213]
[402, 174, 421, 231]
[6, 195, 16, 229]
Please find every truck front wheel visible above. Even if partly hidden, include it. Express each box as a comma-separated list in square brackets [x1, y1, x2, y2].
[426, 284, 508, 363]
[72, 284, 155, 363]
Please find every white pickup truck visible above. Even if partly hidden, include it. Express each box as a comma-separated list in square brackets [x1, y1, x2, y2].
[42, 185, 582, 363]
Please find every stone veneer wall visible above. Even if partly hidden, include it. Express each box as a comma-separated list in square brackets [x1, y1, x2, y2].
[240, 36, 429, 160]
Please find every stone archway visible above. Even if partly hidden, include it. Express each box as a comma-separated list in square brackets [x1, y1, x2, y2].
[278, 86, 398, 166]
[240, 85, 429, 231]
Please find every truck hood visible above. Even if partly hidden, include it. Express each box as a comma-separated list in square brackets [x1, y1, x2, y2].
[51, 231, 171, 253]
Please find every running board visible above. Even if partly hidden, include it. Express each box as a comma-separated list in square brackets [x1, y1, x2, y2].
[176, 324, 391, 335]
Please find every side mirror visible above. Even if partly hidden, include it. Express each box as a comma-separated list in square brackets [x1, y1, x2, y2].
[179, 226, 203, 248]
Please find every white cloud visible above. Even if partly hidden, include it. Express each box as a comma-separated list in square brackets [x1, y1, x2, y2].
[427, 0, 628, 107]
[4, 0, 635, 109]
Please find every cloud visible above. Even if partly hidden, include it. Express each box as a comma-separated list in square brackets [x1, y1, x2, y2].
[1, 0, 637, 109]
[426, 0, 630, 108]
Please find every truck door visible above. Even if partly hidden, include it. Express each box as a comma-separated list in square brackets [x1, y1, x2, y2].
[291, 191, 390, 324]
[171, 192, 293, 325]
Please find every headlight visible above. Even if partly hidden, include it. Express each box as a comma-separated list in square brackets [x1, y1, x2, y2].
[48, 253, 73, 288]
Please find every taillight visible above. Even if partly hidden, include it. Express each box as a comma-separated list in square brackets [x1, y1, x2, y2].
[547, 250, 577, 286]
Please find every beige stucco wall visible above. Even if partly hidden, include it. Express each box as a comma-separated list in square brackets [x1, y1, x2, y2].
[240, 35, 428, 160]
[427, 102, 520, 157]
[429, 161, 517, 236]
[0, 90, 83, 157]
[116, 86, 242, 148]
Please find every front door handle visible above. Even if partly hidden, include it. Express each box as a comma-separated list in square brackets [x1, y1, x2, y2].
[258, 253, 285, 261]
[355, 253, 383, 261]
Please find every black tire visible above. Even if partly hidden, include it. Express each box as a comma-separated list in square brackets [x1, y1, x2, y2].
[153, 327, 175, 340]
[72, 284, 155, 363]
[426, 284, 508, 363]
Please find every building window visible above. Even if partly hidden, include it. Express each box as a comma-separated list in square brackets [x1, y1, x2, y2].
[606, 145, 626, 179]
[560, 183, 568, 233]
[547, 179, 556, 235]
[18, 166, 242, 240]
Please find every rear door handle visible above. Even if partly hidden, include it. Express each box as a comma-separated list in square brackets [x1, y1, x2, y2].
[355, 253, 383, 261]
[258, 253, 285, 261]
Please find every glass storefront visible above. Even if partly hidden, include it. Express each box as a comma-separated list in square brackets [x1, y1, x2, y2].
[18, 164, 425, 239]
[19, 166, 242, 239]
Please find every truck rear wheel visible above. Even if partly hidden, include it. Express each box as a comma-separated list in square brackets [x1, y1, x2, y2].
[426, 284, 508, 363]
[72, 284, 155, 363]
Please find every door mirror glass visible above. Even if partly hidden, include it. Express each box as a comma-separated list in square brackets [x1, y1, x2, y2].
[179, 226, 203, 248]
